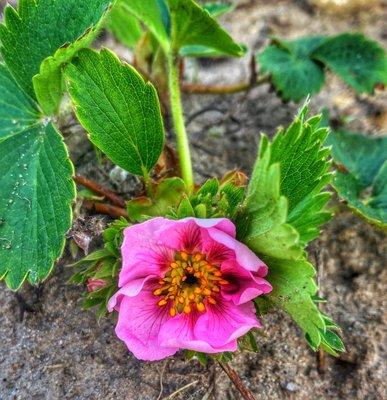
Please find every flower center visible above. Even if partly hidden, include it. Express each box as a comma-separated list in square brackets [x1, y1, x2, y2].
[154, 251, 228, 317]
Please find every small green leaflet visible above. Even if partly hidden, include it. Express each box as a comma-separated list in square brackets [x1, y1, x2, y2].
[258, 36, 326, 101]
[66, 49, 165, 176]
[167, 0, 243, 57]
[0, 65, 39, 137]
[258, 33, 387, 101]
[107, 0, 143, 48]
[327, 129, 387, 228]
[241, 104, 343, 355]
[0, 0, 112, 115]
[0, 118, 75, 290]
[312, 33, 387, 94]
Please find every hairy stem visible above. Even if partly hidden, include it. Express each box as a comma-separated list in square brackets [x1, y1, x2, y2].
[167, 51, 194, 191]
[218, 361, 257, 400]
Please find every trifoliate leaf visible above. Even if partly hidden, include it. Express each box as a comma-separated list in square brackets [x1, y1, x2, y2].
[107, 0, 143, 48]
[0, 122, 75, 290]
[312, 33, 387, 93]
[167, 0, 244, 57]
[258, 36, 327, 101]
[327, 129, 387, 228]
[120, 0, 170, 53]
[0, 64, 39, 138]
[242, 104, 341, 355]
[0, 0, 112, 114]
[66, 48, 165, 176]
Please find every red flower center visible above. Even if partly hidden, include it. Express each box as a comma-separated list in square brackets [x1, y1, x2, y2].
[154, 251, 229, 316]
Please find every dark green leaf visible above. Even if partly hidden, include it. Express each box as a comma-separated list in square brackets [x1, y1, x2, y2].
[258, 36, 327, 101]
[66, 48, 165, 176]
[312, 33, 387, 93]
[327, 129, 387, 227]
[0, 0, 112, 111]
[0, 123, 75, 289]
[0, 64, 39, 138]
[203, 2, 235, 17]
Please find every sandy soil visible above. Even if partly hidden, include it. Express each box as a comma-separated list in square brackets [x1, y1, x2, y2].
[1, 1, 386, 399]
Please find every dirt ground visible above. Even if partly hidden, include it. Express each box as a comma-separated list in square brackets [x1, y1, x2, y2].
[1, 0, 386, 399]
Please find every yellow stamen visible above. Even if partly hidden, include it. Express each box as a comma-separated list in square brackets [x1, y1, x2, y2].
[154, 250, 222, 316]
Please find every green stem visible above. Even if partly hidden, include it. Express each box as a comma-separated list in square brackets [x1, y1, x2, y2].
[167, 51, 194, 191]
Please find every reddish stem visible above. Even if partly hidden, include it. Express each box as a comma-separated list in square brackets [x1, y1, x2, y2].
[218, 361, 257, 400]
[74, 175, 126, 208]
[82, 200, 128, 218]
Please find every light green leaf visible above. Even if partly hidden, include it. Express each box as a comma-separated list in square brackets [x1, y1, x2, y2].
[107, 0, 143, 48]
[258, 36, 327, 101]
[167, 0, 243, 57]
[0, 0, 112, 108]
[312, 33, 387, 93]
[65, 48, 165, 176]
[120, 0, 170, 53]
[256, 258, 324, 347]
[0, 64, 39, 138]
[242, 104, 340, 354]
[127, 177, 186, 221]
[327, 129, 387, 227]
[0, 123, 75, 290]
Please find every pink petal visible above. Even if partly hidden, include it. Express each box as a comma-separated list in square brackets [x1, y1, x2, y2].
[158, 312, 237, 353]
[207, 228, 268, 274]
[194, 300, 260, 348]
[221, 261, 272, 305]
[107, 276, 157, 312]
[119, 218, 174, 287]
[114, 286, 178, 361]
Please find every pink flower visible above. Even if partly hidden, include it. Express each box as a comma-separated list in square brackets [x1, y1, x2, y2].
[87, 278, 106, 292]
[108, 217, 272, 361]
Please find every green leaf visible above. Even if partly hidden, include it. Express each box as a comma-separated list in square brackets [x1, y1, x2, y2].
[107, 0, 143, 48]
[65, 48, 165, 176]
[327, 129, 387, 227]
[312, 33, 387, 93]
[256, 258, 324, 347]
[167, 0, 243, 57]
[120, 0, 170, 53]
[0, 64, 39, 138]
[0, 0, 112, 110]
[33, 19, 107, 116]
[243, 104, 341, 354]
[127, 177, 186, 221]
[0, 123, 75, 290]
[258, 36, 327, 101]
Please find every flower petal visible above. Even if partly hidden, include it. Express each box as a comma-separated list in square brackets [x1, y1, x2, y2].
[206, 228, 268, 274]
[114, 287, 178, 361]
[108, 276, 157, 312]
[158, 312, 237, 353]
[194, 300, 260, 348]
[221, 261, 272, 305]
[119, 217, 174, 287]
